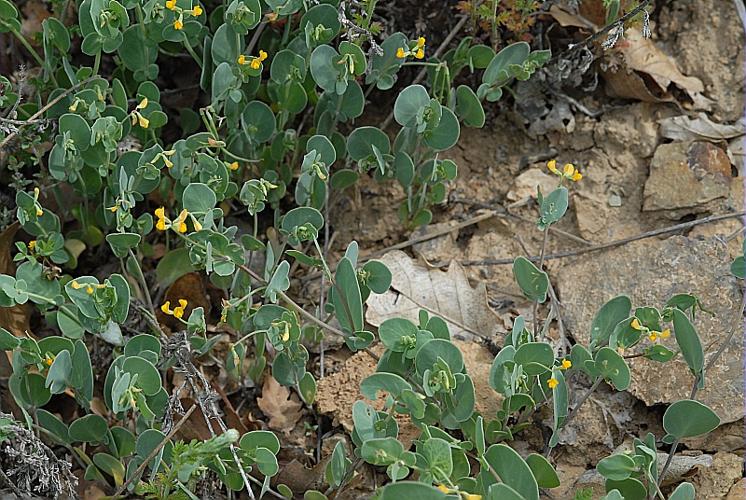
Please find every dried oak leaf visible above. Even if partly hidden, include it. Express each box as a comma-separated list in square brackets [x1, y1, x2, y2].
[257, 375, 302, 434]
[605, 28, 712, 108]
[365, 250, 500, 341]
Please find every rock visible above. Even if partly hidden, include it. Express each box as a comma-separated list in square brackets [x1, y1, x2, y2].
[315, 340, 500, 444]
[691, 452, 744, 499]
[683, 421, 745, 454]
[507, 168, 557, 202]
[456, 339, 502, 417]
[558, 236, 744, 423]
[658, 0, 745, 122]
[726, 478, 746, 500]
[643, 142, 732, 213]
[546, 384, 658, 466]
[411, 221, 460, 263]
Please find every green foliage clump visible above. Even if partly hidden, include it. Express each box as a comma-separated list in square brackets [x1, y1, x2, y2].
[0, 0, 736, 498]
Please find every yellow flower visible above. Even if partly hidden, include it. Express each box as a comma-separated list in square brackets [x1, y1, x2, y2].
[248, 50, 267, 70]
[661, 328, 671, 339]
[630, 318, 642, 330]
[174, 209, 189, 233]
[108, 206, 118, 212]
[86, 285, 94, 295]
[163, 156, 174, 169]
[416, 36, 426, 48]
[44, 355, 55, 367]
[155, 207, 168, 231]
[163, 299, 188, 318]
[547, 159, 559, 174]
[33, 187, 40, 197]
[462, 495, 482, 500]
[547, 377, 559, 389]
[237, 54, 247, 65]
[229, 161, 239, 171]
[165, 0, 176, 9]
[136, 97, 148, 110]
[561, 359, 572, 370]
[563, 163, 582, 182]
[436, 485, 451, 493]
[190, 4, 202, 16]
[138, 114, 150, 129]
[173, 299, 188, 318]
[648, 332, 658, 342]
[71, 280, 82, 289]
[415, 48, 425, 59]
[396, 47, 406, 59]
[174, 19, 184, 30]
[36, 207, 43, 216]
[191, 214, 203, 231]
[28, 240, 36, 250]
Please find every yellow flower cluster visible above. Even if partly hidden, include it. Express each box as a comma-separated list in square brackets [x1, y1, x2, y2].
[161, 299, 188, 319]
[238, 50, 268, 70]
[130, 97, 150, 129]
[630, 318, 670, 342]
[547, 160, 582, 182]
[70, 280, 106, 295]
[166, 1, 203, 30]
[154, 207, 202, 233]
[396, 36, 426, 60]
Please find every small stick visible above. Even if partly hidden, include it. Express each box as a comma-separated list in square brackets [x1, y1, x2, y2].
[0, 77, 95, 151]
[451, 211, 746, 267]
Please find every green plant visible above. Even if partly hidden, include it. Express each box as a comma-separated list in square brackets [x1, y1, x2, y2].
[0, 0, 731, 498]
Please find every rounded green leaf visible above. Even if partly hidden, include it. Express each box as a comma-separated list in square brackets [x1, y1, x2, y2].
[513, 256, 549, 303]
[671, 308, 704, 376]
[182, 182, 217, 213]
[415, 338, 465, 374]
[122, 356, 161, 396]
[69, 414, 108, 443]
[663, 400, 720, 439]
[424, 106, 460, 151]
[526, 453, 560, 488]
[241, 101, 276, 144]
[455, 85, 485, 128]
[595, 347, 630, 390]
[597, 453, 638, 481]
[346, 127, 390, 161]
[394, 85, 430, 127]
[484, 443, 539, 500]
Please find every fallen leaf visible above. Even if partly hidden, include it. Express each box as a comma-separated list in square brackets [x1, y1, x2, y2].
[608, 28, 709, 106]
[21, 0, 52, 39]
[659, 114, 746, 142]
[257, 376, 303, 434]
[548, 4, 596, 29]
[365, 250, 500, 341]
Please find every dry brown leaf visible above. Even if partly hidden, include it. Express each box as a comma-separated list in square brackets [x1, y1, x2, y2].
[21, 0, 52, 39]
[659, 114, 746, 142]
[257, 376, 302, 434]
[365, 250, 500, 341]
[614, 28, 705, 100]
[548, 5, 596, 29]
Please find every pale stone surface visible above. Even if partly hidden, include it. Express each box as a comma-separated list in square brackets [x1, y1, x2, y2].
[558, 236, 744, 423]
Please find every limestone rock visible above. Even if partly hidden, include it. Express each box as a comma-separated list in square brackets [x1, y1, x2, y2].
[643, 142, 732, 213]
[558, 236, 743, 423]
